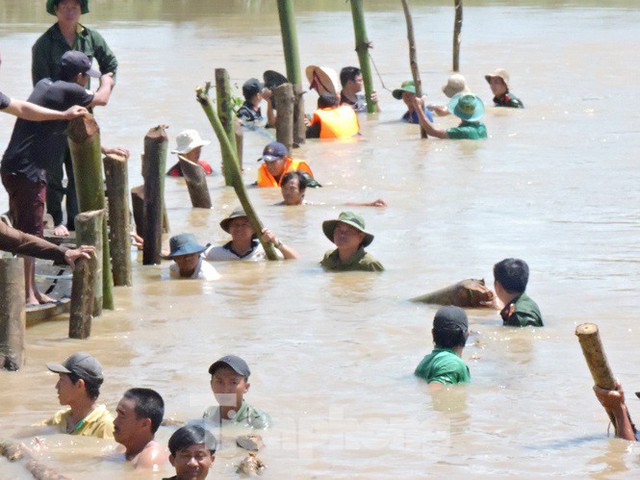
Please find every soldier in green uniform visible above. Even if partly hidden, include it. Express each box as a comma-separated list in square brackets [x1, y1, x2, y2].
[484, 68, 524, 108]
[415, 306, 471, 385]
[493, 258, 543, 327]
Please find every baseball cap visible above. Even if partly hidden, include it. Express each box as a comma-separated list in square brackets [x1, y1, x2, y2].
[242, 78, 264, 99]
[258, 141, 288, 163]
[60, 51, 101, 79]
[208, 355, 251, 378]
[47, 352, 104, 382]
[433, 306, 468, 332]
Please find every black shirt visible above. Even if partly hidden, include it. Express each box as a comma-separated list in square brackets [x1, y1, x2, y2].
[0, 91, 10, 109]
[1, 78, 93, 183]
[237, 101, 262, 123]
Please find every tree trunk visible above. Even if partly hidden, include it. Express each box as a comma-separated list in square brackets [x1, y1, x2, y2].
[142, 125, 168, 265]
[178, 155, 212, 208]
[74, 209, 104, 317]
[69, 255, 96, 339]
[274, 83, 295, 151]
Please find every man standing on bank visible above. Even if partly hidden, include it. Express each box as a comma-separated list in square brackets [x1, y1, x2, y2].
[32, 0, 118, 236]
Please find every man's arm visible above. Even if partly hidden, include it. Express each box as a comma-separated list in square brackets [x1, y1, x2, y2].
[594, 383, 636, 441]
[260, 227, 299, 259]
[410, 95, 448, 139]
[3, 99, 87, 122]
[89, 73, 115, 107]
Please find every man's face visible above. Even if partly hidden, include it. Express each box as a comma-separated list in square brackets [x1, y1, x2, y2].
[113, 397, 147, 447]
[333, 222, 365, 251]
[55, 0, 82, 24]
[170, 444, 214, 480]
[228, 217, 254, 244]
[281, 177, 304, 205]
[348, 74, 364, 93]
[488, 76, 507, 97]
[210, 367, 249, 408]
[174, 253, 200, 277]
[55, 373, 79, 406]
[265, 158, 286, 178]
[401, 91, 413, 108]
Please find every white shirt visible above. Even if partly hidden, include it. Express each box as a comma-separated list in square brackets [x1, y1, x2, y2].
[169, 257, 221, 281]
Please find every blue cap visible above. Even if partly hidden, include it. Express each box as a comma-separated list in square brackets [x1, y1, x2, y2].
[259, 141, 288, 162]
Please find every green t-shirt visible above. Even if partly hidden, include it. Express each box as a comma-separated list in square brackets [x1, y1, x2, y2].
[320, 247, 384, 272]
[500, 292, 543, 327]
[447, 121, 487, 140]
[203, 401, 271, 429]
[414, 348, 470, 385]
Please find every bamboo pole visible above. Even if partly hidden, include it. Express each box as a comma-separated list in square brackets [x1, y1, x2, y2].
[273, 83, 295, 151]
[142, 125, 168, 265]
[575, 323, 621, 429]
[196, 85, 279, 260]
[67, 115, 114, 310]
[103, 153, 132, 287]
[0, 258, 25, 371]
[178, 155, 212, 208]
[349, 0, 377, 114]
[69, 255, 96, 339]
[401, 0, 427, 138]
[215, 68, 238, 186]
[276, 0, 306, 145]
[453, 0, 463, 72]
[75, 209, 104, 317]
[235, 120, 244, 169]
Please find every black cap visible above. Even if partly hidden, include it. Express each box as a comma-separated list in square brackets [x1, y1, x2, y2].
[242, 78, 264, 99]
[208, 355, 250, 378]
[60, 51, 101, 79]
[433, 306, 468, 332]
[47, 352, 104, 383]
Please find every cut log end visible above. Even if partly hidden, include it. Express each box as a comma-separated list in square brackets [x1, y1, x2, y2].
[103, 153, 127, 163]
[66, 115, 100, 142]
[145, 125, 169, 141]
[575, 323, 598, 336]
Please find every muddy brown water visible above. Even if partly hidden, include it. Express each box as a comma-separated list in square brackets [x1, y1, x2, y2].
[1, 1, 640, 478]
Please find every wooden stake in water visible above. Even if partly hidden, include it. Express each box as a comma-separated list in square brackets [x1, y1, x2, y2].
[349, 0, 377, 114]
[142, 125, 168, 265]
[453, 0, 463, 72]
[69, 254, 97, 339]
[0, 258, 25, 371]
[74, 209, 105, 317]
[178, 155, 212, 209]
[274, 83, 295, 151]
[196, 85, 279, 261]
[400, 0, 427, 138]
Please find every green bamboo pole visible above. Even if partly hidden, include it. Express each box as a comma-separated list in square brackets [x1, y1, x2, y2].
[349, 0, 377, 114]
[215, 68, 238, 186]
[67, 115, 114, 310]
[453, 0, 463, 72]
[401, 0, 427, 138]
[196, 85, 278, 261]
[276, 0, 306, 145]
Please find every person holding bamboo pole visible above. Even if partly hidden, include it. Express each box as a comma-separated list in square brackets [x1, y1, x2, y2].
[339, 66, 379, 113]
[594, 382, 637, 441]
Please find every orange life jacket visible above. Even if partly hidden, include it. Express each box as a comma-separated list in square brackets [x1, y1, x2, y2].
[312, 106, 360, 139]
[256, 157, 314, 187]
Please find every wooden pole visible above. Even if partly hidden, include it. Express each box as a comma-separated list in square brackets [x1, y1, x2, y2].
[401, 0, 427, 138]
[69, 255, 96, 339]
[453, 0, 463, 72]
[75, 209, 104, 317]
[349, 0, 378, 114]
[215, 68, 238, 186]
[142, 125, 168, 265]
[276, 0, 306, 145]
[103, 153, 132, 287]
[235, 120, 244, 170]
[196, 85, 279, 260]
[67, 115, 114, 310]
[274, 83, 295, 151]
[0, 258, 25, 371]
[575, 323, 621, 429]
[178, 155, 212, 208]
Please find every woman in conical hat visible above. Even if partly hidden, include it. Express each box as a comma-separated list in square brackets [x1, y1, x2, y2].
[305, 65, 339, 96]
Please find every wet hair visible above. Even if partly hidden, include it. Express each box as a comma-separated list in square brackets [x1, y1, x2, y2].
[168, 425, 217, 457]
[123, 388, 165, 434]
[340, 66, 361, 87]
[318, 94, 339, 109]
[493, 258, 529, 294]
[281, 171, 307, 191]
[67, 372, 102, 401]
[432, 327, 468, 349]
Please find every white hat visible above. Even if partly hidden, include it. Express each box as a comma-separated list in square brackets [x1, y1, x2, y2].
[171, 129, 211, 155]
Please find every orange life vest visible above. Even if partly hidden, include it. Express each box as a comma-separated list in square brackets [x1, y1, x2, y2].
[256, 157, 314, 187]
[312, 105, 360, 139]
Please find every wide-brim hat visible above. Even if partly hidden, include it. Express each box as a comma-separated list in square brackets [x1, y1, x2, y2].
[263, 70, 288, 90]
[219, 206, 249, 233]
[305, 65, 339, 96]
[442, 73, 470, 98]
[47, 0, 89, 15]
[171, 129, 211, 155]
[392, 80, 419, 100]
[448, 93, 485, 122]
[163, 233, 207, 259]
[484, 68, 510, 89]
[322, 211, 374, 248]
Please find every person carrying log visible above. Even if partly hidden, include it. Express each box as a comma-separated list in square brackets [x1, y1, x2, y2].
[1, 50, 112, 305]
[593, 382, 638, 441]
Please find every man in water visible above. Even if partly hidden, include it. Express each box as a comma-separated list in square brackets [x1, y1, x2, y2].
[484, 68, 524, 108]
[339, 66, 379, 113]
[164, 424, 217, 480]
[409, 92, 487, 140]
[493, 258, 543, 327]
[113, 388, 169, 469]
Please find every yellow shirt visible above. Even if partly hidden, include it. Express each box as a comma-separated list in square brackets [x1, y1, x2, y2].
[38, 404, 115, 439]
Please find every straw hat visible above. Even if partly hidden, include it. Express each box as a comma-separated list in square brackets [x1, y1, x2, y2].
[448, 94, 485, 122]
[47, 0, 89, 15]
[305, 65, 339, 96]
[484, 68, 510, 89]
[322, 211, 374, 247]
[171, 130, 210, 155]
[441, 73, 470, 99]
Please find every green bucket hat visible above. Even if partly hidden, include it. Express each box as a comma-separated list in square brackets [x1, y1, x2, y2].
[322, 211, 374, 248]
[47, 0, 90, 15]
[219, 206, 249, 233]
[448, 93, 485, 121]
[392, 80, 423, 100]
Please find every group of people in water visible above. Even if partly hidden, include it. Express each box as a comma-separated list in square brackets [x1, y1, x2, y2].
[0, 0, 635, 477]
